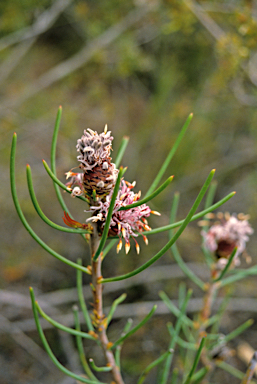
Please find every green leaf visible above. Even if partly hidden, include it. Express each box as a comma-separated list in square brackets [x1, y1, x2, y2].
[160, 288, 193, 384]
[114, 135, 130, 167]
[10, 134, 90, 275]
[183, 337, 206, 384]
[77, 259, 94, 332]
[137, 350, 173, 384]
[159, 291, 194, 327]
[169, 193, 206, 290]
[35, 301, 96, 341]
[115, 318, 133, 369]
[102, 169, 216, 283]
[119, 176, 173, 211]
[145, 113, 193, 197]
[73, 305, 98, 380]
[213, 247, 237, 282]
[93, 166, 126, 261]
[144, 191, 235, 237]
[89, 359, 112, 372]
[110, 305, 157, 350]
[106, 293, 127, 327]
[29, 287, 106, 384]
[26, 165, 90, 234]
[42, 159, 89, 203]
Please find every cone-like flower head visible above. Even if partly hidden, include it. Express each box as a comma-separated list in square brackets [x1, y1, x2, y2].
[86, 180, 157, 254]
[66, 126, 118, 199]
[201, 213, 253, 263]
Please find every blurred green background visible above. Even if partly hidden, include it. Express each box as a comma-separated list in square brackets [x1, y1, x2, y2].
[1, 0, 257, 383]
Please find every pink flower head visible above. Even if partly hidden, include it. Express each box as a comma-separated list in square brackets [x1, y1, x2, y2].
[86, 180, 160, 254]
[201, 213, 253, 262]
[76, 126, 114, 171]
[65, 126, 118, 199]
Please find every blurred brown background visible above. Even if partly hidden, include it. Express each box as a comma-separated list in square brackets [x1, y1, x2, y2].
[1, 0, 257, 383]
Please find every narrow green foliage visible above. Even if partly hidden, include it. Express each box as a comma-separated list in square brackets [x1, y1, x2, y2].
[77, 259, 94, 332]
[35, 301, 96, 341]
[110, 305, 157, 350]
[145, 191, 235, 237]
[50, 106, 72, 212]
[42, 159, 88, 203]
[26, 165, 90, 234]
[119, 175, 174, 211]
[106, 293, 127, 326]
[169, 193, 205, 290]
[170, 368, 179, 384]
[10, 134, 90, 275]
[190, 367, 209, 383]
[93, 166, 126, 261]
[114, 135, 130, 167]
[183, 337, 206, 384]
[160, 289, 193, 384]
[216, 361, 250, 381]
[213, 247, 237, 282]
[220, 264, 257, 287]
[102, 170, 216, 283]
[137, 350, 173, 384]
[159, 291, 194, 327]
[115, 318, 133, 369]
[167, 324, 197, 351]
[145, 113, 193, 197]
[73, 305, 98, 380]
[102, 239, 118, 259]
[89, 359, 112, 372]
[30, 288, 106, 384]
[223, 319, 254, 343]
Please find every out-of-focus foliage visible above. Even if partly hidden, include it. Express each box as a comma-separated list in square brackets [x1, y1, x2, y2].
[2, 1, 257, 383]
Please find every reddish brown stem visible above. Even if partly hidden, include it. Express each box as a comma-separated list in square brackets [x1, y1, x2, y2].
[90, 223, 125, 384]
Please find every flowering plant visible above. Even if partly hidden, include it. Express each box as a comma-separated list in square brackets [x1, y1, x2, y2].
[10, 107, 257, 383]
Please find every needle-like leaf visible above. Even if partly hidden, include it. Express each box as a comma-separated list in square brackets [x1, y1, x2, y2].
[102, 170, 216, 283]
[10, 134, 90, 274]
[26, 164, 90, 234]
[30, 287, 105, 384]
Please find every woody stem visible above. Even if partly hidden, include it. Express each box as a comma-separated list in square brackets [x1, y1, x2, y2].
[90, 223, 125, 384]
